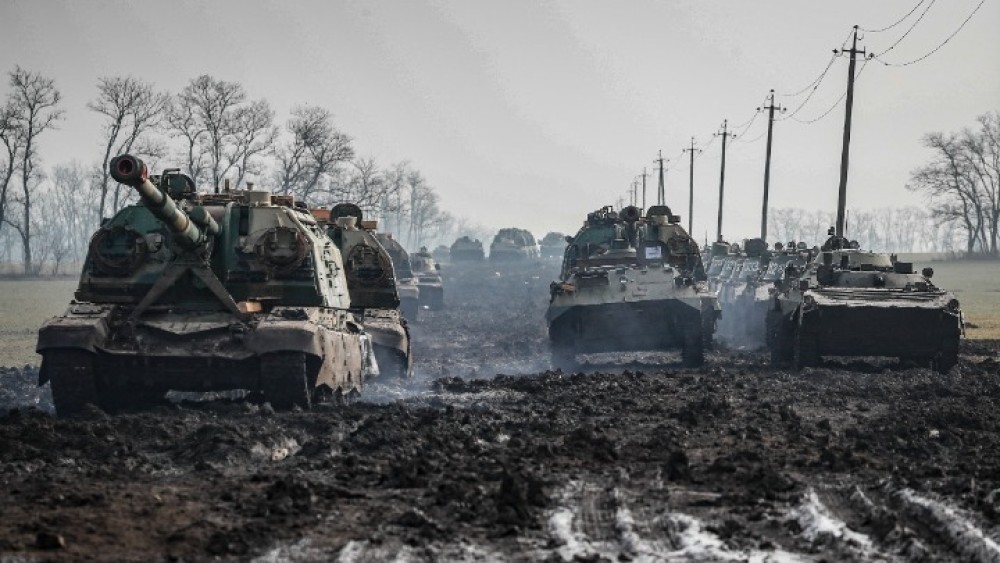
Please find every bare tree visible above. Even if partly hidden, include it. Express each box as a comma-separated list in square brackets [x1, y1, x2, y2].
[0, 100, 23, 234]
[168, 75, 276, 192]
[2, 67, 63, 274]
[88, 75, 169, 218]
[273, 105, 353, 202]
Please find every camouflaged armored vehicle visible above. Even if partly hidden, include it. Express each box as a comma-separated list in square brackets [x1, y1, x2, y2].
[313, 203, 412, 379]
[490, 228, 539, 262]
[37, 155, 375, 416]
[768, 232, 962, 372]
[431, 245, 451, 264]
[410, 247, 445, 310]
[540, 231, 568, 259]
[715, 238, 769, 346]
[375, 233, 420, 322]
[450, 236, 485, 262]
[546, 205, 719, 369]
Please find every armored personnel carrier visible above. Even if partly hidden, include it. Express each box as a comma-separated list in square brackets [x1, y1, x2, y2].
[768, 232, 962, 372]
[716, 238, 769, 346]
[546, 205, 719, 369]
[450, 236, 485, 262]
[489, 228, 539, 262]
[314, 203, 412, 379]
[540, 231, 568, 259]
[375, 233, 421, 322]
[37, 155, 375, 416]
[410, 247, 445, 310]
[431, 245, 451, 264]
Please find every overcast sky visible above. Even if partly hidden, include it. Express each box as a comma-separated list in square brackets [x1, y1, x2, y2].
[1, 0, 997, 243]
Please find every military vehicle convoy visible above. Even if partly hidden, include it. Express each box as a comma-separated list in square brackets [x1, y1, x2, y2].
[37, 155, 375, 416]
[546, 205, 719, 369]
[540, 231, 568, 259]
[767, 232, 962, 372]
[314, 203, 412, 379]
[490, 228, 539, 261]
[410, 247, 445, 310]
[450, 236, 485, 262]
[375, 233, 421, 322]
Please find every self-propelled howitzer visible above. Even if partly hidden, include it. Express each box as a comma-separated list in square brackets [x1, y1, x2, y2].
[37, 155, 376, 416]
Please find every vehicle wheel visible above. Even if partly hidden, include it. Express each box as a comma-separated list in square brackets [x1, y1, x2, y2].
[793, 329, 819, 371]
[375, 346, 412, 379]
[933, 340, 959, 374]
[47, 350, 100, 418]
[550, 345, 577, 372]
[401, 299, 419, 323]
[701, 310, 716, 351]
[768, 312, 793, 367]
[682, 323, 705, 368]
[261, 352, 311, 410]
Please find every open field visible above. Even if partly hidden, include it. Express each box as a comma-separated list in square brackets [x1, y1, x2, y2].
[0, 259, 997, 366]
[0, 279, 77, 367]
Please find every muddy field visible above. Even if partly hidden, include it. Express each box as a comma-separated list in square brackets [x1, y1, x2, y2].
[2, 260, 1000, 561]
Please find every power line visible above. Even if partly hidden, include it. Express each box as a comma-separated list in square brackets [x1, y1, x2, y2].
[860, 0, 928, 33]
[784, 59, 871, 125]
[874, 0, 938, 56]
[873, 0, 986, 66]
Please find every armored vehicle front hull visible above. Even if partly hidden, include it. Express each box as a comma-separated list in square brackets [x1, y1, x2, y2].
[770, 289, 962, 372]
[38, 306, 371, 415]
[362, 309, 412, 379]
[546, 268, 718, 369]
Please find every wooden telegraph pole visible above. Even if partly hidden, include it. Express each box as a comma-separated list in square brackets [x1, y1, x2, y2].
[759, 90, 784, 242]
[681, 137, 701, 234]
[715, 120, 735, 243]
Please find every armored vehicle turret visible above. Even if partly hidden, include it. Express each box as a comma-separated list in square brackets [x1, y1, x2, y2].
[375, 233, 421, 322]
[410, 247, 445, 310]
[489, 228, 539, 262]
[314, 203, 412, 379]
[546, 205, 719, 369]
[450, 236, 485, 262]
[36, 155, 375, 416]
[767, 232, 962, 372]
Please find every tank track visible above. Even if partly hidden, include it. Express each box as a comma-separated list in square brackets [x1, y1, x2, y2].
[260, 352, 311, 410]
[47, 350, 100, 417]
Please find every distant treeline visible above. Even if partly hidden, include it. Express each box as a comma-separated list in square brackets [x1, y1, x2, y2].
[766, 206, 965, 254]
[0, 67, 491, 274]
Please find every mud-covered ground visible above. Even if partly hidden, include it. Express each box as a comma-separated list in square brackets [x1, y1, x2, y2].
[3, 260, 1000, 561]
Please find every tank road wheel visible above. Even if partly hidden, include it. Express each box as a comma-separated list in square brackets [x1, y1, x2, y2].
[768, 311, 793, 367]
[401, 299, 419, 323]
[261, 352, 312, 411]
[682, 322, 705, 368]
[47, 350, 100, 418]
[375, 347, 412, 379]
[933, 340, 960, 374]
[548, 320, 577, 372]
[701, 310, 716, 351]
[793, 328, 819, 371]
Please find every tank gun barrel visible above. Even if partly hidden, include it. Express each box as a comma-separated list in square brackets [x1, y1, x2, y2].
[109, 154, 217, 250]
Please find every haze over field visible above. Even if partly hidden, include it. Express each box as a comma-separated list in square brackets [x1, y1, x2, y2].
[1, 0, 998, 240]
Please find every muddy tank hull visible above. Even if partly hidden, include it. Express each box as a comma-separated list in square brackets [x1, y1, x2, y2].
[547, 292, 718, 369]
[362, 309, 412, 379]
[37, 305, 371, 416]
[771, 289, 962, 372]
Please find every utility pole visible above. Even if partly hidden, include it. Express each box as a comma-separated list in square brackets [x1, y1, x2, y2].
[759, 89, 785, 242]
[640, 168, 649, 210]
[715, 120, 735, 243]
[835, 25, 866, 237]
[654, 150, 668, 205]
[630, 180, 639, 207]
[681, 137, 701, 234]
